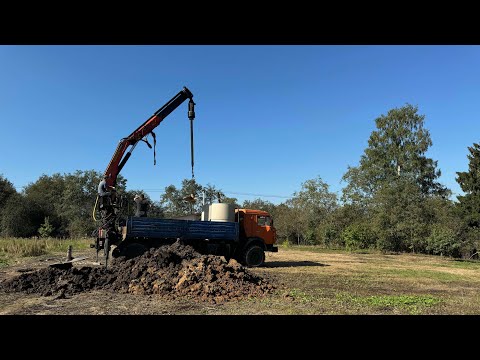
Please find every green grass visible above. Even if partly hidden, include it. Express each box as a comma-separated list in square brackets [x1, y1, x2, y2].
[280, 244, 350, 254]
[434, 259, 480, 270]
[279, 244, 385, 255]
[336, 293, 441, 314]
[0, 255, 9, 267]
[0, 238, 91, 258]
[252, 247, 480, 314]
[288, 289, 318, 303]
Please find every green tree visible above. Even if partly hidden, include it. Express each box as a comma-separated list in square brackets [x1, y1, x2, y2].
[0, 174, 18, 238]
[24, 173, 66, 235]
[38, 216, 55, 238]
[424, 195, 467, 257]
[270, 203, 295, 244]
[160, 184, 182, 217]
[1, 194, 44, 237]
[160, 179, 203, 217]
[456, 143, 480, 228]
[341, 104, 451, 254]
[121, 190, 165, 218]
[342, 222, 377, 251]
[60, 170, 127, 237]
[342, 104, 447, 203]
[274, 203, 301, 244]
[318, 204, 369, 248]
[218, 195, 239, 206]
[0, 174, 17, 216]
[200, 183, 238, 207]
[160, 179, 236, 218]
[242, 198, 276, 216]
[23, 170, 128, 237]
[202, 184, 223, 204]
[148, 200, 165, 218]
[426, 225, 460, 257]
[371, 178, 431, 252]
[284, 176, 338, 245]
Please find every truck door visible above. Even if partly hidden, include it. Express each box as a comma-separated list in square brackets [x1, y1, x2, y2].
[244, 213, 256, 238]
[255, 215, 275, 245]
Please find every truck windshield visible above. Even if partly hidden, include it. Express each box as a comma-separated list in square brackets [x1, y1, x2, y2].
[257, 216, 272, 226]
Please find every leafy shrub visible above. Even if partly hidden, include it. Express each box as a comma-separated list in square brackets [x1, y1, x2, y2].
[426, 225, 460, 257]
[38, 216, 55, 238]
[316, 222, 343, 248]
[342, 223, 376, 250]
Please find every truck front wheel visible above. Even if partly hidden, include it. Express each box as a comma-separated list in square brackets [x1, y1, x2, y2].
[242, 245, 265, 267]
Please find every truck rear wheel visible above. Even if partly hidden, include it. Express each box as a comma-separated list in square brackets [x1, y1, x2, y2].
[123, 243, 147, 259]
[243, 245, 265, 267]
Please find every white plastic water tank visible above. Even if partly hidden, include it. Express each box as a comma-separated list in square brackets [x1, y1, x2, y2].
[208, 203, 235, 222]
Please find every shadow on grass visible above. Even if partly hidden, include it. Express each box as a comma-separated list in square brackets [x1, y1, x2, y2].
[453, 258, 480, 263]
[264, 260, 329, 268]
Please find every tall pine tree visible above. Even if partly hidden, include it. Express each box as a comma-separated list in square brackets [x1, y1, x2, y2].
[456, 143, 480, 228]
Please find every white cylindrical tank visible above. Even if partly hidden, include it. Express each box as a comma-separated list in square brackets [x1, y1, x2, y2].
[208, 203, 235, 222]
[201, 204, 210, 221]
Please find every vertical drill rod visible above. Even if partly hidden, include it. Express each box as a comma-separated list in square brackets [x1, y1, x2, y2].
[188, 99, 195, 179]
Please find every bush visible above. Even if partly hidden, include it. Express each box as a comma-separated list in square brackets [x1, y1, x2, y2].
[304, 228, 317, 245]
[426, 225, 460, 257]
[38, 216, 55, 238]
[342, 223, 376, 251]
[458, 228, 480, 259]
[316, 222, 344, 248]
[1, 194, 45, 238]
[281, 239, 291, 247]
[67, 218, 95, 238]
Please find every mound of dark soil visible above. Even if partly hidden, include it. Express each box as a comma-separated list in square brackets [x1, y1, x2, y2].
[0, 242, 275, 303]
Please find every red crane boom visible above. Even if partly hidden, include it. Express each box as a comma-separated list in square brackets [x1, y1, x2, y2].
[104, 86, 195, 188]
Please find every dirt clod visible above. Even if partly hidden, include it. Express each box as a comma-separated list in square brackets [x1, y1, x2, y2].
[0, 242, 274, 303]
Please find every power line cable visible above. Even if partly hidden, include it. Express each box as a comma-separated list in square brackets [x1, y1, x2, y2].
[142, 189, 294, 199]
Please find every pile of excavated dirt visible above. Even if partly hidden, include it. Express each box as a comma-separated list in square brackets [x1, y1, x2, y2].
[0, 242, 275, 303]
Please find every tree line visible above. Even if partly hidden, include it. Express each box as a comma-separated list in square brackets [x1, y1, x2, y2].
[1, 104, 479, 258]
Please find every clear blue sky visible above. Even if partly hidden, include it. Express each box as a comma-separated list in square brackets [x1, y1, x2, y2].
[1, 45, 479, 204]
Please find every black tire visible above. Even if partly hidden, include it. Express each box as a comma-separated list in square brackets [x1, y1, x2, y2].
[222, 244, 232, 262]
[123, 243, 147, 259]
[243, 244, 265, 267]
[111, 246, 122, 258]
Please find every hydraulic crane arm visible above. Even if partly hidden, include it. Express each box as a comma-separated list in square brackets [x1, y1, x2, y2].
[103, 86, 195, 188]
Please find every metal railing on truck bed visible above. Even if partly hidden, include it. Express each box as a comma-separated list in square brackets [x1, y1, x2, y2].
[126, 217, 239, 241]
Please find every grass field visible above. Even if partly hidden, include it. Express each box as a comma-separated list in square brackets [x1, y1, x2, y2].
[1, 241, 480, 314]
[245, 246, 480, 314]
[0, 238, 91, 264]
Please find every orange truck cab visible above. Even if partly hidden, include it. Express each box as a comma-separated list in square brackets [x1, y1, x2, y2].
[234, 209, 278, 266]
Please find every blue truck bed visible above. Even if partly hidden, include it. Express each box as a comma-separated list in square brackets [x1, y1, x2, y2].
[125, 217, 239, 242]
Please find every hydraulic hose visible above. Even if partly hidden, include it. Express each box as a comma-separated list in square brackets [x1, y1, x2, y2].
[92, 195, 99, 222]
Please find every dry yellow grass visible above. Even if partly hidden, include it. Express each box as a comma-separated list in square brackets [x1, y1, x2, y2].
[233, 247, 480, 314]
[0, 238, 91, 259]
